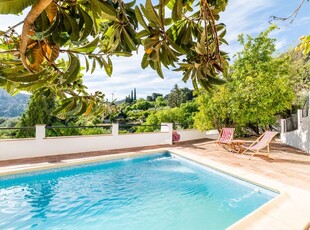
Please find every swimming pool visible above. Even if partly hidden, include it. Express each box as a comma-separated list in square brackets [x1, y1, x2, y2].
[0, 152, 277, 229]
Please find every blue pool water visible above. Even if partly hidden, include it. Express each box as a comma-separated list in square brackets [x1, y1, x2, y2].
[0, 152, 277, 229]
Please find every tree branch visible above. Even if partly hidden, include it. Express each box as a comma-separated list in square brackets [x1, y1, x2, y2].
[3, 21, 24, 36]
[20, 0, 53, 72]
[270, 0, 307, 23]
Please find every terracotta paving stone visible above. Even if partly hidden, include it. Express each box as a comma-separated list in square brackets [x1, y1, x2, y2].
[172, 139, 310, 191]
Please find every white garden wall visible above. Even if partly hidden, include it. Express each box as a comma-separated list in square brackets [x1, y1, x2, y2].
[281, 91, 310, 154]
[281, 111, 310, 154]
[0, 123, 173, 161]
[177, 129, 207, 142]
[0, 124, 211, 161]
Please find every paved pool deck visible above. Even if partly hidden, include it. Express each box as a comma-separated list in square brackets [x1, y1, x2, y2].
[0, 138, 309, 229]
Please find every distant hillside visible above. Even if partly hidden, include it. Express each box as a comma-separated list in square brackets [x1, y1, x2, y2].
[0, 89, 29, 117]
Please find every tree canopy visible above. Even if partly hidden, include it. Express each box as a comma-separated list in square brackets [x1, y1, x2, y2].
[0, 0, 229, 117]
[194, 26, 295, 134]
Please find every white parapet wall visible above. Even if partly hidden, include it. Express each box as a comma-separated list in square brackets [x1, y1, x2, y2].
[177, 129, 208, 142]
[281, 110, 310, 154]
[0, 123, 211, 161]
[0, 123, 173, 161]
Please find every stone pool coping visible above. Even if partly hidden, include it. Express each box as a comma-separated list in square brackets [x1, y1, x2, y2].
[0, 147, 309, 229]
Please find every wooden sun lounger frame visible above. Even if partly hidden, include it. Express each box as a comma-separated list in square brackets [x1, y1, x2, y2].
[241, 131, 278, 159]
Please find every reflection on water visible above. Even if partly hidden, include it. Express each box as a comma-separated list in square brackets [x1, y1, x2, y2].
[25, 179, 58, 220]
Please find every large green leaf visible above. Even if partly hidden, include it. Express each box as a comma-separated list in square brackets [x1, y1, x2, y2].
[102, 57, 112, 77]
[78, 6, 93, 41]
[72, 37, 99, 53]
[63, 53, 80, 84]
[63, 11, 79, 41]
[6, 72, 43, 82]
[0, 0, 37, 15]
[134, 6, 149, 31]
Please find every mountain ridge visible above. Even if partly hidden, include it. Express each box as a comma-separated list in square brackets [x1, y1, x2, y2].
[0, 89, 29, 117]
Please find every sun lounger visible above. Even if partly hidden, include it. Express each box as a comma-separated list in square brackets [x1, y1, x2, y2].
[241, 131, 278, 159]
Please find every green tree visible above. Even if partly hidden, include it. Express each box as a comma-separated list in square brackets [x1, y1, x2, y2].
[195, 26, 295, 134]
[0, 0, 228, 115]
[16, 88, 58, 137]
[285, 48, 310, 108]
[167, 84, 182, 107]
[138, 100, 197, 132]
[296, 35, 310, 56]
[155, 96, 167, 108]
[194, 87, 232, 131]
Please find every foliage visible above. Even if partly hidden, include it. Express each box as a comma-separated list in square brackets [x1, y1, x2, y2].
[0, 117, 20, 139]
[194, 26, 295, 134]
[137, 100, 198, 132]
[194, 87, 232, 131]
[146, 93, 162, 102]
[285, 48, 310, 108]
[167, 84, 194, 108]
[16, 88, 59, 137]
[295, 35, 310, 56]
[172, 131, 180, 142]
[0, 0, 229, 116]
[154, 96, 167, 108]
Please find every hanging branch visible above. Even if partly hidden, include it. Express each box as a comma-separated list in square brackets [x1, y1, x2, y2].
[20, 0, 53, 72]
[270, 0, 308, 23]
[204, 2, 220, 60]
[3, 21, 24, 36]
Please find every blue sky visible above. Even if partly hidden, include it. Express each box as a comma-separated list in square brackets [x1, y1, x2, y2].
[0, 0, 309, 101]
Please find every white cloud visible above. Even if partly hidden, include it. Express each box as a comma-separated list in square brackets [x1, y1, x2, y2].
[220, 0, 278, 57]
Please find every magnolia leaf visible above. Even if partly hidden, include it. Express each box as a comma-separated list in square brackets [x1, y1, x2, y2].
[122, 28, 137, 51]
[75, 99, 88, 116]
[84, 100, 94, 116]
[141, 53, 149, 69]
[85, 56, 89, 72]
[99, 1, 119, 22]
[135, 6, 149, 31]
[52, 98, 76, 117]
[136, 30, 150, 39]
[111, 52, 132, 57]
[63, 53, 80, 84]
[1, 65, 25, 74]
[91, 58, 96, 74]
[72, 37, 99, 53]
[47, 44, 60, 63]
[172, 0, 182, 21]
[78, 6, 94, 41]
[182, 68, 192, 82]
[207, 76, 226, 85]
[6, 72, 42, 82]
[45, 2, 57, 22]
[63, 12, 79, 41]
[0, 0, 37, 15]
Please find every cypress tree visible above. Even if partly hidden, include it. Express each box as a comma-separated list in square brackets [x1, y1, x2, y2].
[134, 88, 137, 101]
